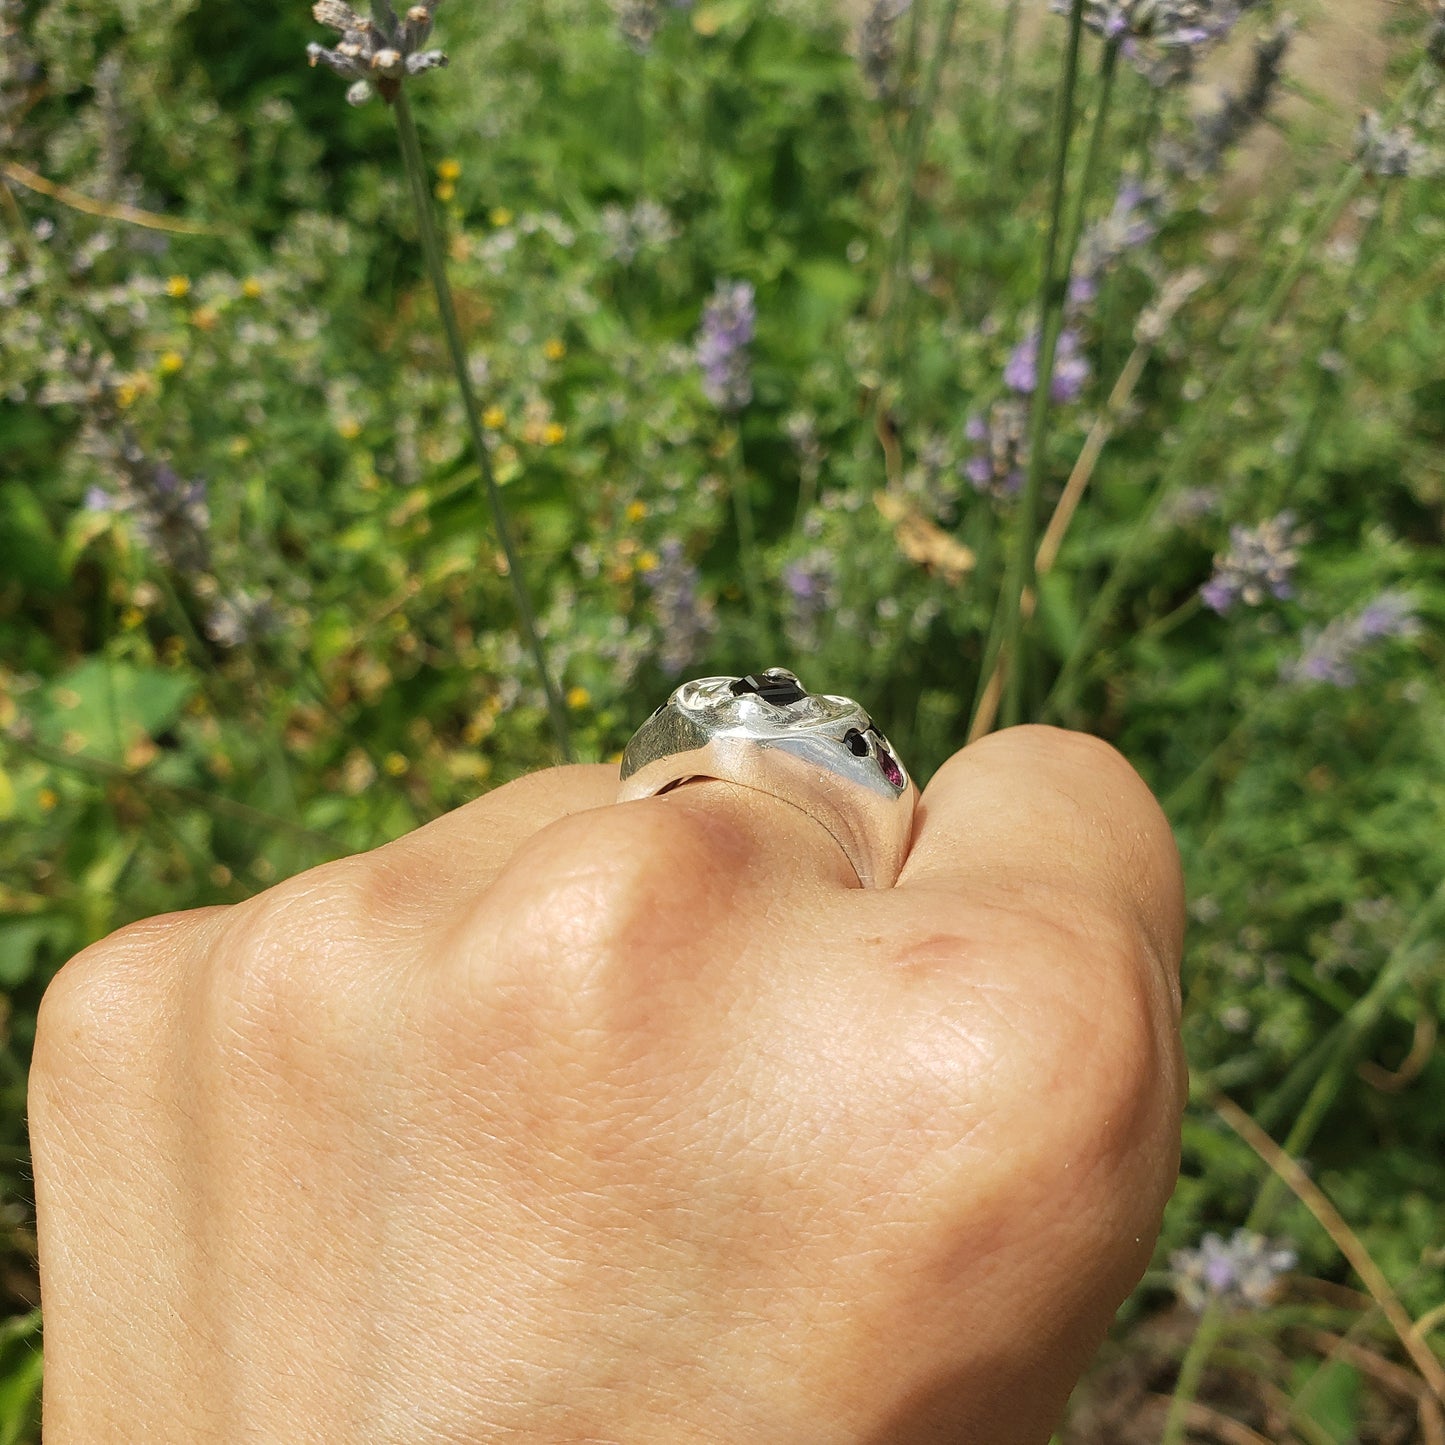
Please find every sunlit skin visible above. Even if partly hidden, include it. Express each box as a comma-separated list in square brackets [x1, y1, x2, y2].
[30, 725, 1185, 1444]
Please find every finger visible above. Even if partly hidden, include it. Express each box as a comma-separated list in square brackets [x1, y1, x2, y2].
[365, 763, 623, 897]
[897, 724, 1185, 1001]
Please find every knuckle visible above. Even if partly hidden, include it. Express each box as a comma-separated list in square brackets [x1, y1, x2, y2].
[32, 909, 219, 1094]
[202, 860, 377, 1054]
[474, 799, 739, 1013]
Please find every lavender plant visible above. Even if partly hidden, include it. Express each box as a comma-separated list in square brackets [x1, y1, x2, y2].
[308, 0, 573, 762]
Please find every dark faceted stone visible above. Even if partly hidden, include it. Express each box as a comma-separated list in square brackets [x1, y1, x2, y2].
[730, 672, 807, 706]
[843, 728, 870, 757]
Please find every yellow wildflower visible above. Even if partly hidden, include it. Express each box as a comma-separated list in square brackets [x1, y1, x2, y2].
[541, 421, 566, 446]
[566, 686, 591, 710]
[383, 752, 409, 777]
[158, 350, 185, 375]
[543, 337, 566, 361]
[482, 406, 506, 430]
[489, 206, 513, 227]
[437, 157, 462, 181]
[165, 275, 190, 298]
[434, 181, 456, 203]
[242, 277, 263, 299]
[190, 306, 218, 331]
[38, 787, 58, 812]
[119, 606, 144, 631]
[636, 549, 659, 573]
[116, 379, 140, 409]
[337, 416, 362, 439]
[625, 500, 647, 523]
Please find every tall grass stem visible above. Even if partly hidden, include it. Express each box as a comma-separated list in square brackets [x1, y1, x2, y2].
[726, 429, 769, 645]
[967, 5, 1091, 733]
[392, 90, 574, 764]
[987, 0, 1024, 189]
[886, 0, 965, 405]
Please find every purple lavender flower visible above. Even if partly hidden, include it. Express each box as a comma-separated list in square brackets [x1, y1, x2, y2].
[1005, 326, 1091, 404]
[696, 279, 756, 413]
[1057, 1, 1246, 86]
[962, 400, 1028, 500]
[641, 537, 717, 674]
[1200, 511, 1306, 614]
[1177, 23, 1293, 176]
[782, 550, 839, 650]
[1171, 1229, 1296, 1312]
[88, 444, 212, 576]
[1069, 180, 1161, 310]
[1281, 591, 1421, 687]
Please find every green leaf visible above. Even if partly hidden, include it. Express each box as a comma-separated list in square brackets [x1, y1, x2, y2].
[0, 919, 63, 990]
[32, 660, 196, 765]
[0, 484, 65, 593]
[0, 1322, 41, 1445]
[1289, 1357, 1361, 1444]
[1035, 570, 1081, 662]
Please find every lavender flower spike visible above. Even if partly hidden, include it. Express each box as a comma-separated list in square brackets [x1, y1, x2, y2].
[962, 400, 1029, 500]
[1200, 510, 1306, 614]
[307, 0, 447, 106]
[1171, 1229, 1296, 1313]
[1005, 326, 1091, 405]
[1281, 590, 1421, 687]
[641, 538, 717, 674]
[696, 279, 756, 413]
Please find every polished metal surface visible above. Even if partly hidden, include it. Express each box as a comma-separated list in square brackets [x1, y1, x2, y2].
[616, 668, 918, 888]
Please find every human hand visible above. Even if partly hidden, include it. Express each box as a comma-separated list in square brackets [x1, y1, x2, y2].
[30, 724, 1185, 1444]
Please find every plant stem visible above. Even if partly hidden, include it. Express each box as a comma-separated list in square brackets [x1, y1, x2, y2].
[967, 5, 1090, 734]
[1042, 67, 1427, 725]
[726, 426, 768, 644]
[886, 0, 964, 410]
[392, 89, 573, 763]
[987, 0, 1023, 191]
[1160, 1305, 1227, 1445]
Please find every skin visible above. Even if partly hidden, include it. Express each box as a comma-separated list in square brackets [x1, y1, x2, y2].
[29, 723, 1186, 1444]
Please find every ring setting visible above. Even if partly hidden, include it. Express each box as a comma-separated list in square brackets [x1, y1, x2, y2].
[616, 668, 918, 889]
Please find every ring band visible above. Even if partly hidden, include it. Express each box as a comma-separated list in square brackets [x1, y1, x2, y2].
[616, 668, 918, 888]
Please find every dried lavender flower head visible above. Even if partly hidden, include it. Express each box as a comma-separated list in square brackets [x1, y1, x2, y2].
[1171, 1229, 1296, 1312]
[307, 0, 447, 106]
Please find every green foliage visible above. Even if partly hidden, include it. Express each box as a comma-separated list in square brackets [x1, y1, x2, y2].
[2, 0, 1443, 1438]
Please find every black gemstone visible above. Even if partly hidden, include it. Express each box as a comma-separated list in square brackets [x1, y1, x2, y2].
[729, 672, 807, 706]
[843, 728, 870, 757]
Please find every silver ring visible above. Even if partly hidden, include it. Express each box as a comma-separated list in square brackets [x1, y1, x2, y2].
[616, 668, 918, 888]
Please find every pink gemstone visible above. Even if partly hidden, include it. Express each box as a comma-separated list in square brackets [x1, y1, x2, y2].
[878, 746, 903, 790]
